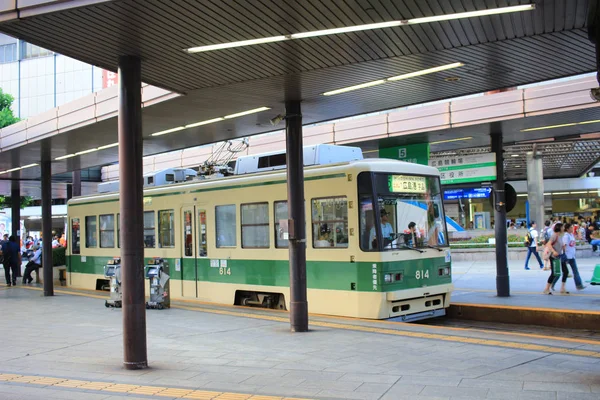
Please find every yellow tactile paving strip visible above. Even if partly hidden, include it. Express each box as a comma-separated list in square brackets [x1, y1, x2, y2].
[0, 373, 308, 399]
[5, 283, 600, 358]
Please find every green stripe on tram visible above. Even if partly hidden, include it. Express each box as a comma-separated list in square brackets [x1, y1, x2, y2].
[67, 255, 450, 292]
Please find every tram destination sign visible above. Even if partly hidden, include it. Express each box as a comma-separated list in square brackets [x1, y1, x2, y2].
[430, 153, 496, 185]
[388, 175, 427, 194]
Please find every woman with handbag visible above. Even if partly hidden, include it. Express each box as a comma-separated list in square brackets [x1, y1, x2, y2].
[542, 223, 569, 295]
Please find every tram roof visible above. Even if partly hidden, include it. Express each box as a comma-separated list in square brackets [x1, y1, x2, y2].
[68, 158, 440, 206]
[0, 1, 597, 197]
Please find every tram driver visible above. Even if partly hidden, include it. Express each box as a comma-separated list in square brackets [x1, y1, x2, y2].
[369, 209, 395, 249]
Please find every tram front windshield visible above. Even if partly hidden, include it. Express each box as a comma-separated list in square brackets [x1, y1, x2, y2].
[358, 172, 448, 251]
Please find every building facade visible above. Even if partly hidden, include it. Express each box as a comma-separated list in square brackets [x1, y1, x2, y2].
[0, 33, 108, 119]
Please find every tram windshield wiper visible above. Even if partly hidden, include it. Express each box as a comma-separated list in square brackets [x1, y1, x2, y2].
[400, 244, 424, 253]
[425, 244, 444, 252]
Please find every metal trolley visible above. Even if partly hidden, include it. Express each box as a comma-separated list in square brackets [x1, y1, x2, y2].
[144, 257, 170, 309]
[104, 257, 122, 308]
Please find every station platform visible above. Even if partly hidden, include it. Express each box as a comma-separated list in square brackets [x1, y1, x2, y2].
[449, 257, 600, 330]
[2, 264, 600, 400]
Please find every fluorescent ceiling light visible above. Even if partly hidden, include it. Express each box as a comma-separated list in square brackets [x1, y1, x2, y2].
[185, 118, 224, 129]
[521, 123, 576, 132]
[570, 191, 588, 194]
[407, 4, 534, 24]
[519, 138, 554, 144]
[21, 163, 38, 169]
[98, 142, 119, 150]
[186, 36, 287, 53]
[323, 80, 386, 96]
[185, 5, 534, 53]
[55, 154, 76, 160]
[151, 126, 185, 137]
[514, 165, 521, 168]
[521, 118, 600, 132]
[323, 62, 463, 96]
[553, 192, 569, 195]
[150, 107, 270, 138]
[387, 63, 464, 81]
[430, 137, 473, 145]
[224, 107, 271, 119]
[517, 194, 528, 197]
[576, 119, 600, 125]
[511, 154, 519, 157]
[290, 21, 402, 39]
[75, 148, 97, 156]
[0, 167, 22, 174]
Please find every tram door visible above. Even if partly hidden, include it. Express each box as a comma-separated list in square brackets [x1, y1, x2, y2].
[181, 206, 197, 298]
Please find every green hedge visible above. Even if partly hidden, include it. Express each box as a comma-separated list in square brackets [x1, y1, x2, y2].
[449, 234, 526, 249]
[52, 247, 66, 266]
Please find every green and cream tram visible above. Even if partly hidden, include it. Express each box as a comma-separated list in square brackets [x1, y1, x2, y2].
[66, 146, 452, 320]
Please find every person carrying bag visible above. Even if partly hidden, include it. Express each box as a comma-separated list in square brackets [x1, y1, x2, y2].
[542, 223, 570, 295]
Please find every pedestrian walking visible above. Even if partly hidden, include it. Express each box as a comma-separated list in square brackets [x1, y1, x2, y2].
[541, 220, 552, 270]
[524, 221, 543, 270]
[0, 233, 7, 284]
[1, 235, 21, 286]
[542, 223, 569, 295]
[562, 223, 586, 291]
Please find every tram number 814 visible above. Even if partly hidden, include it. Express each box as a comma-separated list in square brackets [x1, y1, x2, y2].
[415, 270, 429, 280]
[219, 267, 231, 276]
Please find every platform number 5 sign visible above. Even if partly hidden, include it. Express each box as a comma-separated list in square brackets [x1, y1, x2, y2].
[398, 148, 407, 158]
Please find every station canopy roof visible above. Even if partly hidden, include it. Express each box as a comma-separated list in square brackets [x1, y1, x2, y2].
[0, 0, 598, 196]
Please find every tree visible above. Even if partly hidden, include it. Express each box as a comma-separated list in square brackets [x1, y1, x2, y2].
[0, 196, 33, 209]
[0, 88, 19, 129]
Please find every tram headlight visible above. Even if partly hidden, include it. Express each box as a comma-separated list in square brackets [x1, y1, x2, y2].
[384, 273, 403, 283]
[438, 267, 451, 276]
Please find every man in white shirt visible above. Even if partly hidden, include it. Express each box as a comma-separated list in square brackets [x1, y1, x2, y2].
[369, 209, 394, 249]
[524, 221, 543, 270]
[22, 245, 41, 284]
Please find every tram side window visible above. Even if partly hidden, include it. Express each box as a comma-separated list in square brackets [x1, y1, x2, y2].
[198, 210, 207, 257]
[311, 197, 349, 248]
[158, 210, 175, 248]
[71, 218, 81, 254]
[241, 203, 269, 248]
[274, 201, 289, 248]
[144, 211, 156, 248]
[99, 214, 115, 248]
[357, 172, 376, 251]
[183, 210, 193, 256]
[216, 205, 236, 247]
[85, 216, 97, 248]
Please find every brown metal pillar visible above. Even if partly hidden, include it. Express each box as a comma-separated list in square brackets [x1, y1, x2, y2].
[41, 148, 53, 296]
[491, 132, 510, 297]
[285, 100, 308, 332]
[118, 56, 147, 370]
[72, 170, 81, 197]
[11, 180, 20, 242]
